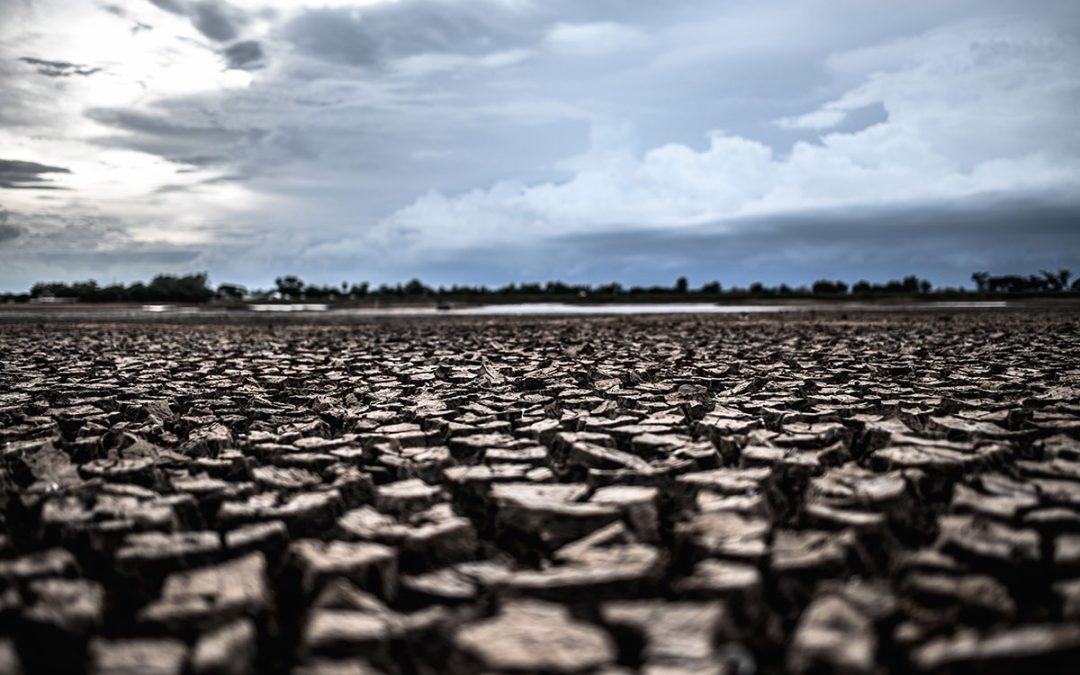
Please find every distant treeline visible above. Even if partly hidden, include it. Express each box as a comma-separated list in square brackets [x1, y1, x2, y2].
[3, 270, 1078, 304]
[10, 274, 215, 303]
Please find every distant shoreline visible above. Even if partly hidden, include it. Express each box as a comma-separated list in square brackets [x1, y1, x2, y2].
[4, 295, 1080, 310]
[3, 298, 1079, 321]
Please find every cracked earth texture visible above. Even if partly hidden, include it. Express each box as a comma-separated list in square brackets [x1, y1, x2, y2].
[1, 311, 1080, 674]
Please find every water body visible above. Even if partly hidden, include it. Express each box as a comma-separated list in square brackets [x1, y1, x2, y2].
[0, 300, 1017, 321]
[448, 302, 1008, 316]
[249, 304, 330, 312]
[331, 301, 1009, 316]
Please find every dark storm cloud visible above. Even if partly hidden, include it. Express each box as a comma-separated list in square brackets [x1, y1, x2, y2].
[222, 40, 264, 70]
[0, 211, 23, 242]
[386, 195, 1080, 289]
[0, 159, 71, 190]
[191, 1, 238, 42]
[87, 107, 267, 163]
[0, 208, 211, 289]
[278, 0, 768, 71]
[35, 248, 202, 265]
[171, 154, 229, 169]
[0, 224, 21, 242]
[282, 9, 378, 66]
[89, 108, 227, 138]
[282, 0, 538, 67]
[18, 57, 101, 77]
[99, 3, 125, 17]
[144, 0, 243, 42]
[544, 195, 1080, 287]
[147, 0, 186, 15]
[154, 172, 244, 193]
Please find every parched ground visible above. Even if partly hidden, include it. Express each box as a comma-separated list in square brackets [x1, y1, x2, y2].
[2, 311, 1080, 674]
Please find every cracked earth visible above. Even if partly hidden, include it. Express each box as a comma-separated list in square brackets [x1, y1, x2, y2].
[2, 311, 1080, 674]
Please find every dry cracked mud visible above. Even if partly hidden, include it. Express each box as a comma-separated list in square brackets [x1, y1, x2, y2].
[2, 310, 1080, 674]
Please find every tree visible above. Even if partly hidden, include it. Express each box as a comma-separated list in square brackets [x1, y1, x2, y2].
[349, 282, 369, 298]
[545, 281, 571, 295]
[153, 273, 213, 302]
[1041, 269, 1072, 291]
[98, 284, 126, 302]
[127, 282, 150, 302]
[275, 275, 305, 300]
[674, 276, 689, 293]
[403, 278, 430, 296]
[812, 280, 847, 295]
[971, 272, 989, 293]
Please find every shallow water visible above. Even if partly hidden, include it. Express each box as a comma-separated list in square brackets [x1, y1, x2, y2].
[0, 300, 1014, 321]
[450, 301, 1008, 315]
[248, 303, 330, 312]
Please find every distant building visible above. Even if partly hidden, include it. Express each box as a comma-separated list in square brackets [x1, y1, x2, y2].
[29, 290, 77, 304]
[216, 283, 249, 301]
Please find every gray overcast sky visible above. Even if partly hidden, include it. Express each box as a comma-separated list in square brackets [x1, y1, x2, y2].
[1, 0, 1079, 291]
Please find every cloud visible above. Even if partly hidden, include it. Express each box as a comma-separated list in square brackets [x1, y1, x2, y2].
[0, 224, 20, 242]
[775, 102, 890, 135]
[0, 207, 209, 288]
[144, 0, 244, 42]
[776, 108, 847, 131]
[552, 194, 1080, 281]
[191, 1, 239, 42]
[3, 0, 1080, 291]
[352, 194, 1080, 288]
[0, 210, 22, 242]
[153, 171, 246, 194]
[222, 40, 264, 70]
[0, 158, 71, 190]
[281, 1, 536, 68]
[86, 106, 267, 165]
[544, 22, 643, 56]
[18, 57, 101, 77]
[282, 8, 378, 66]
[389, 48, 534, 78]
[361, 18, 1080, 256]
[146, 0, 186, 15]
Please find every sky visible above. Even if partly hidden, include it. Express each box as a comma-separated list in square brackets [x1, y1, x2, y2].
[1, 0, 1079, 291]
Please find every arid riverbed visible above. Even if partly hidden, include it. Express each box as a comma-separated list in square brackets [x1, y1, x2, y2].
[1, 310, 1079, 673]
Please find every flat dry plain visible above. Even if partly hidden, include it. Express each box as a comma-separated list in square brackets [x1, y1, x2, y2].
[2, 310, 1080, 674]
